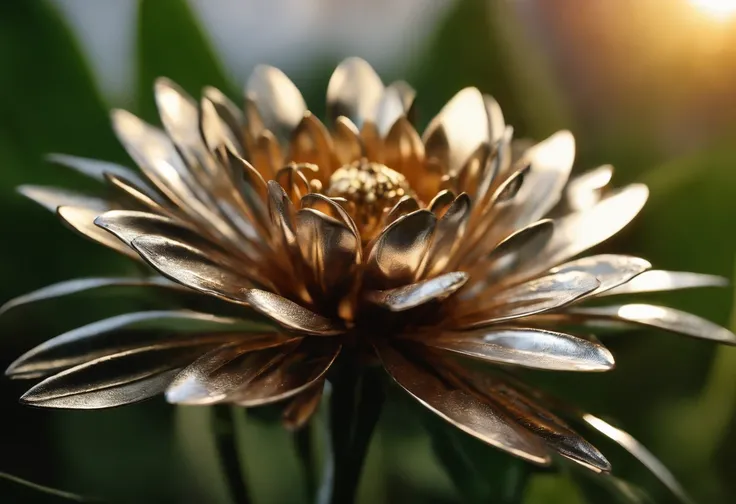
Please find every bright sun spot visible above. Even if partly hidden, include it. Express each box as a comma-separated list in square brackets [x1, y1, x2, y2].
[689, 0, 736, 20]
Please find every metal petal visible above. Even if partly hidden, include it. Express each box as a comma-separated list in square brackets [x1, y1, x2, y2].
[423, 193, 472, 277]
[203, 86, 246, 155]
[154, 78, 204, 164]
[201, 96, 241, 156]
[422, 327, 614, 371]
[442, 366, 610, 472]
[383, 196, 420, 229]
[376, 341, 550, 465]
[58, 206, 139, 259]
[95, 209, 200, 247]
[550, 255, 652, 296]
[564, 165, 613, 212]
[165, 338, 301, 405]
[455, 271, 600, 328]
[6, 310, 261, 379]
[602, 270, 729, 296]
[246, 65, 307, 143]
[375, 81, 416, 136]
[423, 87, 489, 175]
[18, 185, 109, 213]
[383, 118, 425, 189]
[19, 345, 204, 409]
[332, 116, 362, 165]
[251, 129, 283, 179]
[583, 414, 693, 503]
[289, 113, 335, 181]
[428, 190, 456, 217]
[105, 173, 170, 215]
[296, 209, 359, 296]
[366, 271, 469, 312]
[453, 143, 491, 201]
[131, 235, 258, 303]
[327, 57, 384, 128]
[301, 193, 360, 241]
[47, 153, 149, 190]
[231, 341, 341, 407]
[566, 304, 736, 344]
[0, 276, 184, 316]
[541, 184, 649, 268]
[241, 289, 345, 336]
[282, 380, 325, 431]
[365, 210, 437, 289]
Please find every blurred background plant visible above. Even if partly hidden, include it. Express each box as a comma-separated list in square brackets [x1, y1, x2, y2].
[1, 0, 735, 502]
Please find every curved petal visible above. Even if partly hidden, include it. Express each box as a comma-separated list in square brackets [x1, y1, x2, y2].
[6, 310, 262, 379]
[282, 380, 325, 431]
[154, 78, 205, 166]
[332, 116, 363, 165]
[241, 289, 345, 336]
[564, 165, 613, 212]
[19, 345, 205, 409]
[550, 254, 652, 296]
[165, 337, 301, 405]
[18, 185, 108, 213]
[58, 206, 139, 259]
[566, 304, 736, 345]
[366, 272, 469, 312]
[375, 81, 416, 136]
[423, 194, 471, 277]
[246, 65, 307, 143]
[365, 210, 437, 289]
[601, 270, 729, 297]
[326, 57, 384, 128]
[421, 327, 614, 371]
[105, 173, 171, 214]
[376, 341, 550, 465]
[47, 153, 149, 189]
[95, 209, 201, 247]
[0, 276, 184, 316]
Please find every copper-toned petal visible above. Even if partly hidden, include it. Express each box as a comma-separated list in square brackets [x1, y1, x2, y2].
[376, 341, 550, 465]
[602, 270, 729, 297]
[332, 116, 363, 165]
[201, 97, 241, 156]
[541, 184, 649, 268]
[422, 327, 614, 371]
[246, 65, 307, 143]
[165, 337, 301, 405]
[365, 210, 437, 289]
[289, 113, 335, 181]
[423, 194, 472, 277]
[296, 208, 359, 295]
[366, 272, 469, 312]
[383, 196, 420, 229]
[454, 143, 491, 201]
[462, 220, 554, 294]
[423, 87, 489, 175]
[58, 206, 139, 259]
[19, 345, 203, 409]
[203, 86, 246, 154]
[47, 153, 149, 190]
[282, 380, 324, 431]
[455, 271, 600, 327]
[301, 193, 360, 241]
[224, 151, 271, 236]
[105, 173, 170, 215]
[564, 165, 613, 212]
[0, 276, 183, 316]
[241, 289, 345, 336]
[6, 310, 260, 379]
[131, 235, 257, 302]
[550, 255, 652, 296]
[383, 117, 424, 185]
[583, 414, 692, 502]
[566, 304, 736, 345]
[232, 341, 341, 407]
[327, 57, 384, 128]
[18, 185, 108, 213]
[442, 366, 610, 472]
[375, 81, 416, 136]
[251, 130, 283, 179]
[428, 190, 456, 217]
[154, 78, 204, 164]
[95, 209, 199, 247]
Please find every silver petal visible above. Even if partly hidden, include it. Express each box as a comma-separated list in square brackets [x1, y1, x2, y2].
[564, 165, 613, 212]
[422, 327, 614, 371]
[550, 254, 652, 296]
[47, 153, 149, 189]
[602, 270, 729, 296]
[375, 81, 416, 137]
[423, 194, 472, 277]
[376, 341, 550, 465]
[95, 209, 201, 247]
[366, 271, 469, 312]
[58, 206, 139, 259]
[246, 65, 307, 143]
[18, 185, 108, 213]
[241, 289, 345, 336]
[566, 304, 736, 344]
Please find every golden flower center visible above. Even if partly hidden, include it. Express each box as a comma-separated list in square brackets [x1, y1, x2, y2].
[326, 159, 413, 240]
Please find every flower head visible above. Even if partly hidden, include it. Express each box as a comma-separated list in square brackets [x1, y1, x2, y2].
[4, 58, 734, 478]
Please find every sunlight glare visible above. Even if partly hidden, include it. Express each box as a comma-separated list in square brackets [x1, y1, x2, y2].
[689, 0, 736, 20]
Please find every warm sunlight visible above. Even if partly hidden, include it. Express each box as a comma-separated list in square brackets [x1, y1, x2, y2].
[689, 0, 736, 20]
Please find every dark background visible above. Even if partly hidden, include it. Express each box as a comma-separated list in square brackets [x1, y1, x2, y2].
[1, 0, 736, 502]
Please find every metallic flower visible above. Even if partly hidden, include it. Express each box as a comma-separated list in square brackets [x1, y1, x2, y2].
[4, 58, 733, 491]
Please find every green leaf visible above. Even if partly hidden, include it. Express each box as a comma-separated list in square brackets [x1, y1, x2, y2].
[0, 472, 101, 503]
[136, 0, 234, 121]
[408, 0, 571, 137]
[422, 408, 535, 504]
[523, 473, 585, 504]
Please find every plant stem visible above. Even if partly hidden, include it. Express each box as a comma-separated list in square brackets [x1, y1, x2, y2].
[317, 365, 385, 504]
[212, 404, 251, 504]
[294, 424, 318, 499]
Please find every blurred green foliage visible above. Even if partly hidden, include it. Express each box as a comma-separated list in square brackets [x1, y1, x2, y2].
[1, 0, 735, 502]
